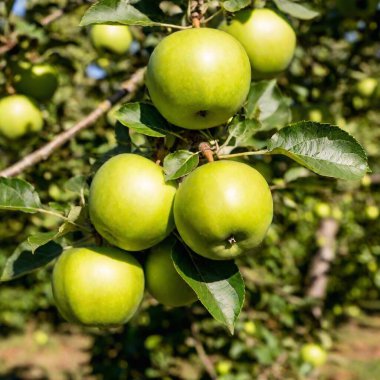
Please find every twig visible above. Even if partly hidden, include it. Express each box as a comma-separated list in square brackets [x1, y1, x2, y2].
[306, 217, 340, 318]
[0, 67, 146, 178]
[190, 323, 217, 380]
[190, 0, 205, 28]
[40, 9, 64, 25]
[199, 142, 214, 162]
[218, 149, 269, 159]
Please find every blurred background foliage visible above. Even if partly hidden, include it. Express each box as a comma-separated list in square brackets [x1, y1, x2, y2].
[0, 0, 380, 379]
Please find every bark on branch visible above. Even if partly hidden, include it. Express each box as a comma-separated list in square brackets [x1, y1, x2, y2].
[306, 217, 340, 318]
[0, 67, 146, 178]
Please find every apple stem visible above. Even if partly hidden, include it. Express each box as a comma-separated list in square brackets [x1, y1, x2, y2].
[199, 142, 214, 162]
[190, 0, 204, 28]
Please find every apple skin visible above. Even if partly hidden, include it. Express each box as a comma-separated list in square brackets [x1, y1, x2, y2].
[300, 343, 327, 367]
[90, 24, 133, 55]
[0, 95, 43, 139]
[174, 160, 273, 260]
[89, 154, 177, 251]
[146, 28, 251, 130]
[13, 62, 58, 101]
[52, 246, 144, 327]
[220, 8, 296, 79]
[146, 238, 197, 307]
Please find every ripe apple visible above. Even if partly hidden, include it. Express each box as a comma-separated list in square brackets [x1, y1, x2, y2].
[357, 77, 378, 97]
[145, 28, 251, 130]
[13, 61, 58, 101]
[300, 343, 327, 367]
[90, 24, 133, 55]
[174, 160, 273, 260]
[0, 95, 43, 139]
[220, 8, 296, 78]
[145, 238, 197, 307]
[89, 154, 177, 251]
[336, 0, 378, 18]
[52, 246, 144, 326]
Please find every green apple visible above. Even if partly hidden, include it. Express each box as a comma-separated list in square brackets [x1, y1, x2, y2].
[90, 24, 133, 55]
[0, 95, 43, 139]
[13, 62, 58, 101]
[300, 343, 327, 367]
[145, 238, 197, 307]
[89, 154, 177, 251]
[146, 28, 251, 130]
[314, 202, 331, 218]
[365, 205, 379, 220]
[336, 0, 378, 18]
[357, 77, 378, 97]
[220, 8, 296, 78]
[52, 246, 144, 326]
[174, 160, 273, 260]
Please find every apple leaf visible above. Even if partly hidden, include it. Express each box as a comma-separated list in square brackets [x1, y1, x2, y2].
[0, 177, 41, 213]
[273, 0, 320, 20]
[80, 0, 154, 27]
[245, 80, 291, 131]
[221, 0, 250, 12]
[116, 102, 172, 138]
[267, 121, 369, 180]
[172, 241, 245, 334]
[64, 176, 89, 199]
[228, 118, 261, 146]
[163, 150, 199, 181]
[0, 241, 63, 282]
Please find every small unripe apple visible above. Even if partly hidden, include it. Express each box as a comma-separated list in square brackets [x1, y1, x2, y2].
[52, 246, 144, 326]
[300, 343, 327, 367]
[89, 154, 177, 251]
[357, 78, 378, 97]
[314, 202, 331, 218]
[365, 205, 379, 220]
[90, 24, 133, 55]
[220, 8, 296, 78]
[145, 239, 197, 307]
[146, 28, 251, 129]
[13, 62, 58, 101]
[174, 160, 273, 260]
[0, 95, 43, 139]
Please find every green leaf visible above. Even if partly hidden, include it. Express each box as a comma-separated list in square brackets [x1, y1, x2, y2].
[0, 178, 41, 213]
[273, 0, 320, 20]
[245, 80, 291, 131]
[64, 176, 89, 197]
[221, 0, 250, 12]
[27, 223, 78, 254]
[116, 103, 171, 138]
[163, 151, 199, 181]
[172, 241, 245, 334]
[28, 232, 58, 253]
[267, 122, 369, 180]
[80, 0, 154, 27]
[228, 118, 261, 145]
[1, 241, 63, 282]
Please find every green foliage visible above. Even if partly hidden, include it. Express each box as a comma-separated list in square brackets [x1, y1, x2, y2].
[1, 0, 380, 378]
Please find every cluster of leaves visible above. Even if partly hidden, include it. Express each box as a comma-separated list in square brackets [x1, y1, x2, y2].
[0, 0, 380, 378]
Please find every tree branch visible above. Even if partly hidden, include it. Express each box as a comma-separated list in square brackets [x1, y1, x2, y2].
[199, 142, 214, 162]
[190, 322, 217, 380]
[0, 67, 146, 178]
[306, 217, 340, 318]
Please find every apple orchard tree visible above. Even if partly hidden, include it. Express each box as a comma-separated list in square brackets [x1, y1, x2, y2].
[0, 0, 378, 378]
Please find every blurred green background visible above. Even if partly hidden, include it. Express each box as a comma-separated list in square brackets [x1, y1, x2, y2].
[0, 0, 380, 379]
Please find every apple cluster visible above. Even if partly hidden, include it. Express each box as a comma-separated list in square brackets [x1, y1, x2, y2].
[52, 8, 299, 327]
